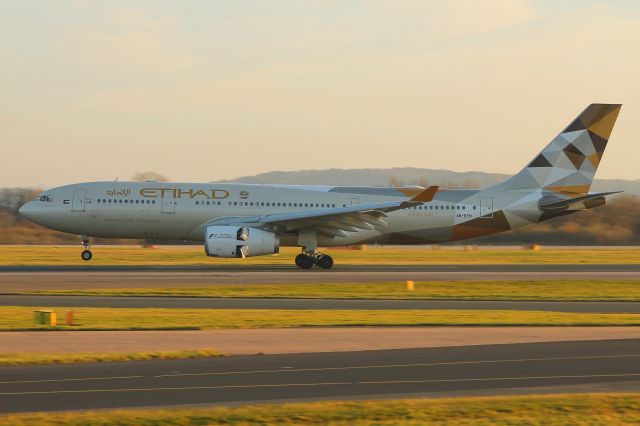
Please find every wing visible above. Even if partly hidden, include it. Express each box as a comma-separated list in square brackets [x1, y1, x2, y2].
[206, 186, 438, 238]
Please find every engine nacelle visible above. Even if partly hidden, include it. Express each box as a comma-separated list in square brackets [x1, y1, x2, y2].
[204, 226, 279, 258]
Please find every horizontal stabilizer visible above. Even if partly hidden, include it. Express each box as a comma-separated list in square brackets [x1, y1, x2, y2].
[539, 191, 621, 212]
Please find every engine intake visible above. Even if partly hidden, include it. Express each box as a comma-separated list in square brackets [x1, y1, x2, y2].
[204, 226, 279, 258]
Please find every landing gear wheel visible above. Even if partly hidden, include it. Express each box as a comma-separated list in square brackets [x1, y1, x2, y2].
[295, 253, 314, 269]
[317, 255, 334, 270]
[81, 250, 93, 261]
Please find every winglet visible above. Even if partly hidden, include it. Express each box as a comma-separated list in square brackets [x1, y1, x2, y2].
[411, 186, 439, 202]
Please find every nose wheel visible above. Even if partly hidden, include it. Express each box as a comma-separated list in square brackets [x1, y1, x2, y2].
[295, 251, 334, 269]
[81, 250, 93, 261]
[80, 236, 93, 261]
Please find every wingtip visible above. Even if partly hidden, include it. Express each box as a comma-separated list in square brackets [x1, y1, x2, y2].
[411, 186, 439, 202]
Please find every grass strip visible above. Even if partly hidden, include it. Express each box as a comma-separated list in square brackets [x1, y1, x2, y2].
[0, 349, 221, 365]
[2, 394, 640, 425]
[3, 245, 640, 265]
[4, 306, 640, 330]
[23, 280, 640, 301]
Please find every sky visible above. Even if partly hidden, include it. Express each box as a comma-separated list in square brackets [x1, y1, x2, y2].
[1, 0, 639, 188]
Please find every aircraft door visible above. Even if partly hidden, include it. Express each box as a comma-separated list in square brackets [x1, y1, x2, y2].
[71, 190, 86, 212]
[161, 194, 176, 214]
[480, 197, 493, 218]
[351, 198, 360, 206]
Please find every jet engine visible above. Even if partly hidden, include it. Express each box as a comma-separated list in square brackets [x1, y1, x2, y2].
[204, 226, 279, 258]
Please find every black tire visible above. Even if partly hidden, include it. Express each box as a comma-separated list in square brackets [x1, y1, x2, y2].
[81, 250, 93, 261]
[317, 255, 334, 269]
[295, 253, 314, 269]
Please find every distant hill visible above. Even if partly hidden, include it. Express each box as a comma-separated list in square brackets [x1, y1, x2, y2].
[223, 167, 640, 195]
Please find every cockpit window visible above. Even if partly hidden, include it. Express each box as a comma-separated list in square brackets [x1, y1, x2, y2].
[37, 195, 53, 202]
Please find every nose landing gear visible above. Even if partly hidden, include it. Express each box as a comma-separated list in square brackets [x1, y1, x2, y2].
[295, 250, 334, 270]
[80, 236, 92, 261]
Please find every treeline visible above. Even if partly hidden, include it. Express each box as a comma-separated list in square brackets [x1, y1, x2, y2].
[0, 188, 136, 244]
[1, 188, 638, 245]
[477, 195, 640, 245]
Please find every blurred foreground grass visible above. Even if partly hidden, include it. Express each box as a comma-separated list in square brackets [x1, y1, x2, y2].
[0, 349, 220, 365]
[2, 394, 640, 425]
[2, 245, 640, 265]
[4, 306, 640, 330]
[26, 280, 640, 301]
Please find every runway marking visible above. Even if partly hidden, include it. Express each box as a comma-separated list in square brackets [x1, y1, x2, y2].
[0, 382, 351, 395]
[3, 373, 640, 396]
[2, 353, 639, 386]
[359, 372, 640, 385]
[153, 353, 640, 379]
[0, 375, 144, 385]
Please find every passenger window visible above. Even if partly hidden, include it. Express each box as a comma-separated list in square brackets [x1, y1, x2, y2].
[473, 206, 476, 210]
[250, 202, 253, 206]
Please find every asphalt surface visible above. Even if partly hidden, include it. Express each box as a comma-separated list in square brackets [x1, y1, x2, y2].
[2, 294, 640, 312]
[2, 264, 640, 293]
[4, 264, 640, 273]
[2, 339, 640, 414]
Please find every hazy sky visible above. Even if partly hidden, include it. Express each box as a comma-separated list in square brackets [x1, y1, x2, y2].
[2, 0, 639, 187]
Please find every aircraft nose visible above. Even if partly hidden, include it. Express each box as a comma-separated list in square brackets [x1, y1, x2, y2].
[18, 202, 38, 221]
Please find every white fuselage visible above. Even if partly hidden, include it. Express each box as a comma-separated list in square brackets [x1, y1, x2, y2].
[19, 181, 493, 246]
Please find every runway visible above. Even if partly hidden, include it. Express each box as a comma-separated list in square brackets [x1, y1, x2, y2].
[2, 339, 640, 414]
[2, 294, 640, 312]
[2, 264, 640, 292]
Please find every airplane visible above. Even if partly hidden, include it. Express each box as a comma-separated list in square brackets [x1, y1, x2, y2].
[19, 103, 622, 269]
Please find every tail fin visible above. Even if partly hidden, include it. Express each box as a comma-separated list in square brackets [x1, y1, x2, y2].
[498, 103, 622, 194]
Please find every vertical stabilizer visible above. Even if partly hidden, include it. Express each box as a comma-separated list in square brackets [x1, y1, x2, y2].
[498, 104, 622, 194]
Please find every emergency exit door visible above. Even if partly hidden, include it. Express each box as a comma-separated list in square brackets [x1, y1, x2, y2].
[71, 190, 86, 212]
[161, 194, 176, 214]
[480, 197, 493, 218]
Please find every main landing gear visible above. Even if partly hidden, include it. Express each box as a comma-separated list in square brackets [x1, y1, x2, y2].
[80, 236, 92, 261]
[295, 250, 334, 270]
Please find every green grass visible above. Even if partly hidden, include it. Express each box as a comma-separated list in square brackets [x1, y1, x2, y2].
[24, 279, 640, 301]
[2, 394, 640, 425]
[4, 306, 640, 330]
[3, 245, 640, 266]
[0, 349, 221, 365]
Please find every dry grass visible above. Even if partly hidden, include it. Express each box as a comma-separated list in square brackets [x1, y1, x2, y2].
[2, 245, 640, 266]
[3, 306, 640, 330]
[24, 279, 640, 301]
[0, 349, 221, 365]
[2, 394, 640, 425]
